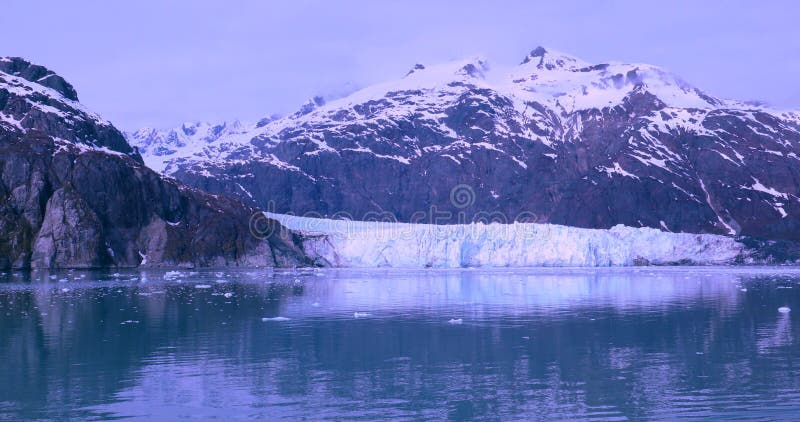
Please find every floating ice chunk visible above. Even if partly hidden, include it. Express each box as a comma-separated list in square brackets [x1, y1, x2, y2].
[60, 288, 70, 292]
[353, 312, 371, 318]
[215, 279, 228, 283]
[740, 288, 748, 292]
[779, 306, 791, 313]
[163, 271, 182, 280]
[223, 292, 234, 298]
[194, 284, 212, 289]
[59, 278, 69, 283]
[120, 320, 140, 325]
[261, 316, 291, 321]
[448, 318, 463, 325]
[311, 302, 321, 307]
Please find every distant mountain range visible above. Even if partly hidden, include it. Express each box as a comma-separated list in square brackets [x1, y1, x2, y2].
[127, 47, 800, 241]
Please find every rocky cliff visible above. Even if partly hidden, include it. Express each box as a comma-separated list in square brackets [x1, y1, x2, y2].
[0, 57, 309, 269]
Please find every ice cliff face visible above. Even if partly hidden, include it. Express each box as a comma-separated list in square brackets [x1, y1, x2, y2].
[0, 57, 310, 269]
[266, 213, 750, 267]
[130, 47, 800, 242]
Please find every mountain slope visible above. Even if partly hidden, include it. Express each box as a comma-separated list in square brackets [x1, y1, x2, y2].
[124, 120, 253, 172]
[0, 57, 309, 269]
[131, 47, 800, 241]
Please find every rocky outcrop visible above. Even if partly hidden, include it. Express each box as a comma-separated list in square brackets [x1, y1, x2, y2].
[0, 57, 310, 269]
[0, 57, 79, 101]
[0, 132, 309, 269]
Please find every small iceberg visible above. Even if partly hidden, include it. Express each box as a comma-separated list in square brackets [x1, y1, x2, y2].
[311, 302, 320, 307]
[779, 306, 791, 313]
[194, 284, 212, 289]
[261, 316, 291, 321]
[223, 292, 234, 298]
[447, 318, 463, 325]
[353, 312, 371, 318]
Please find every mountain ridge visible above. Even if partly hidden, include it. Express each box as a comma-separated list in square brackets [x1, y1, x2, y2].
[128, 46, 800, 241]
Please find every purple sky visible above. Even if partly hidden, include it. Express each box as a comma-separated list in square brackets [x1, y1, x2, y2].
[1, 0, 798, 130]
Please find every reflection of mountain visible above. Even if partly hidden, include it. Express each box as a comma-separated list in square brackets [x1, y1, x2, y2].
[1, 269, 799, 419]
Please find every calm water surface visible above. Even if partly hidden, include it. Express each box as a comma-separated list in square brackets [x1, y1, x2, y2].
[1, 267, 800, 420]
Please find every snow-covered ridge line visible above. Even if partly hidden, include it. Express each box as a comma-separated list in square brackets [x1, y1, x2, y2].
[0, 69, 110, 127]
[264, 213, 744, 268]
[132, 46, 800, 177]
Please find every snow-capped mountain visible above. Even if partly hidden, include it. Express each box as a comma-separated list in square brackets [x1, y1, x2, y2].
[0, 57, 309, 269]
[125, 120, 254, 172]
[133, 46, 800, 241]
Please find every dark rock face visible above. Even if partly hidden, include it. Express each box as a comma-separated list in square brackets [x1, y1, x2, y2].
[149, 49, 800, 242]
[0, 133, 309, 269]
[0, 57, 79, 101]
[0, 57, 310, 269]
[0, 57, 138, 157]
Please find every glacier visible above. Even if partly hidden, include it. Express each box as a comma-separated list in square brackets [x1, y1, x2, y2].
[265, 213, 745, 267]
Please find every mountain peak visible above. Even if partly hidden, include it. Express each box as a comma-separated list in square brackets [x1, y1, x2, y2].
[519, 46, 587, 70]
[525, 46, 548, 60]
[456, 58, 489, 79]
[295, 96, 326, 116]
[0, 56, 79, 101]
[405, 63, 426, 77]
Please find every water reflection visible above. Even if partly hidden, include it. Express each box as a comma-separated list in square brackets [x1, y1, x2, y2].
[0, 268, 799, 420]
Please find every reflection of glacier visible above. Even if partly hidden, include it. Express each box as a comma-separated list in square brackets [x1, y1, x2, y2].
[267, 213, 744, 267]
[274, 268, 747, 317]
